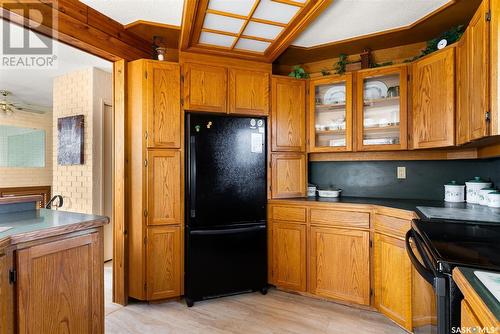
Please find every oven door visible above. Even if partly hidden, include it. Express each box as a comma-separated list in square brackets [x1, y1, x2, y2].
[406, 229, 448, 334]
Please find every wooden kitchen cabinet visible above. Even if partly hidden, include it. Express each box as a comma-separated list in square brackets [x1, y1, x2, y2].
[183, 63, 227, 113]
[0, 252, 14, 334]
[457, 29, 470, 145]
[128, 60, 181, 149]
[271, 76, 306, 152]
[16, 233, 103, 334]
[412, 47, 455, 149]
[146, 226, 181, 300]
[468, 0, 490, 141]
[272, 221, 307, 292]
[147, 150, 181, 226]
[461, 300, 483, 329]
[270, 153, 307, 198]
[229, 69, 269, 116]
[357, 65, 408, 151]
[374, 233, 412, 331]
[309, 226, 370, 305]
[309, 74, 353, 152]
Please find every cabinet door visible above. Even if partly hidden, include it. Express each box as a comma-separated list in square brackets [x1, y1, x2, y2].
[310, 226, 370, 305]
[469, 0, 490, 140]
[147, 150, 181, 225]
[0, 253, 14, 334]
[357, 66, 407, 151]
[229, 69, 269, 115]
[461, 300, 483, 329]
[309, 74, 353, 152]
[184, 63, 227, 113]
[456, 29, 470, 145]
[412, 47, 455, 149]
[374, 233, 412, 331]
[146, 61, 181, 148]
[271, 77, 306, 152]
[146, 226, 181, 300]
[272, 222, 307, 292]
[17, 233, 103, 334]
[271, 153, 306, 199]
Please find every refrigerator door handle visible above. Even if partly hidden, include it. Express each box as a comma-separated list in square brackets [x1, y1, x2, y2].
[190, 135, 197, 218]
[190, 225, 266, 236]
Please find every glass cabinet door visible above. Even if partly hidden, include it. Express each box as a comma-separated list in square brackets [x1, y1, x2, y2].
[309, 74, 353, 152]
[356, 65, 408, 151]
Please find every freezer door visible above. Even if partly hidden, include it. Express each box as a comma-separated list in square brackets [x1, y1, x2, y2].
[185, 224, 267, 301]
[186, 113, 267, 228]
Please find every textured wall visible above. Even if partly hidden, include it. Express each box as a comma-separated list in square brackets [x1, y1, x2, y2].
[309, 159, 500, 201]
[0, 110, 52, 187]
[52, 67, 111, 214]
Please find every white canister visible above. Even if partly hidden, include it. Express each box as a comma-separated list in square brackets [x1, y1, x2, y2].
[444, 181, 465, 203]
[478, 187, 496, 206]
[465, 177, 492, 204]
[307, 185, 317, 197]
[487, 191, 500, 208]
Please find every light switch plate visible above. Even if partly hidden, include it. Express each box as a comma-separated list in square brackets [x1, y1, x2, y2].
[397, 166, 406, 179]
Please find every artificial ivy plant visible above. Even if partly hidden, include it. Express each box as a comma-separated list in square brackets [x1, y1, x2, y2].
[288, 65, 309, 79]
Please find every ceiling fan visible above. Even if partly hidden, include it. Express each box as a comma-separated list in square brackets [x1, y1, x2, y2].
[0, 90, 51, 114]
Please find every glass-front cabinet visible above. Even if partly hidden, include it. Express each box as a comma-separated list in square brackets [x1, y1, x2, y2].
[309, 73, 353, 152]
[356, 65, 408, 151]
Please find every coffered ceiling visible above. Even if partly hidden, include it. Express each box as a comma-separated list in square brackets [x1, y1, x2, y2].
[180, 0, 331, 61]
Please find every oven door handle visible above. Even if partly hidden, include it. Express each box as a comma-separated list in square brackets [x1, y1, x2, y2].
[405, 230, 435, 284]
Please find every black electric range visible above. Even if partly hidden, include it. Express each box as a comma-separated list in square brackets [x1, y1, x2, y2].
[406, 219, 500, 334]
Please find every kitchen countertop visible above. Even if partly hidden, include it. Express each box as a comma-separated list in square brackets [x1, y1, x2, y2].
[0, 209, 109, 248]
[270, 196, 500, 223]
[454, 267, 500, 323]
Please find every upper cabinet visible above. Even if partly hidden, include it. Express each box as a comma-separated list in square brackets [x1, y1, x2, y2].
[309, 74, 353, 152]
[412, 47, 456, 149]
[456, 29, 470, 145]
[468, 0, 490, 141]
[182, 58, 271, 116]
[271, 77, 306, 152]
[146, 62, 181, 149]
[183, 63, 227, 113]
[229, 69, 270, 116]
[356, 66, 408, 151]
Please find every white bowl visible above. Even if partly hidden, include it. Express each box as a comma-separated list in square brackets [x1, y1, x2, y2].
[317, 189, 342, 198]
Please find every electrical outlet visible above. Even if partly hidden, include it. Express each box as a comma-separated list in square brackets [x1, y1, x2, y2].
[397, 167, 406, 179]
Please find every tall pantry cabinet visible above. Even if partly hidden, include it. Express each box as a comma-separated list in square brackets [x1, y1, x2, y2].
[127, 60, 183, 301]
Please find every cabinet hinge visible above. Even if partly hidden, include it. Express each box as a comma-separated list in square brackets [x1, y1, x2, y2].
[144, 236, 147, 245]
[144, 282, 147, 291]
[180, 98, 184, 107]
[144, 159, 148, 167]
[180, 74, 184, 83]
[370, 288, 374, 297]
[486, 111, 491, 122]
[369, 240, 373, 248]
[486, 10, 492, 22]
[9, 269, 16, 284]
[145, 131, 148, 140]
[145, 71, 148, 79]
[144, 209, 148, 217]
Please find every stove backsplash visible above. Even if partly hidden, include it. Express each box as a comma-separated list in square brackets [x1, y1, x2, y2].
[309, 158, 500, 200]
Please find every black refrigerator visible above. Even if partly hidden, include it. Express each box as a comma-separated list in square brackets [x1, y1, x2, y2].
[185, 113, 268, 307]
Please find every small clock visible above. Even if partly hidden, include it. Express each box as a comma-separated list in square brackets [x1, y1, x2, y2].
[437, 39, 448, 50]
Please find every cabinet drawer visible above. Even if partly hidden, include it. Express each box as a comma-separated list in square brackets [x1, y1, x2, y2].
[374, 214, 411, 238]
[310, 208, 369, 228]
[271, 206, 306, 223]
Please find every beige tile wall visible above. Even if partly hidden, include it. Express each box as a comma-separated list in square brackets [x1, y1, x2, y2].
[52, 68, 112, 214]
[0, 110, 53, 187]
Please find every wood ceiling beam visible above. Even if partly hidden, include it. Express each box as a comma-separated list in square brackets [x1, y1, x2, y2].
[201, 28, 274, 43]
[0, 0, 151, 61]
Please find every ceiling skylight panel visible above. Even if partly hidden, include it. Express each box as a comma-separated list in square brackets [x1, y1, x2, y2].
[252, 0, 300, 24]
[235, 38, 271, 52]
[199, 31, 236, 47]
[208, 0, 256, 16]
[203, 13, 245, 33]
[243, 21, 284, 40]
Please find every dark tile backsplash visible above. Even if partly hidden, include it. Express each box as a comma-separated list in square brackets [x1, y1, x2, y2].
[308, 159, 500, 200]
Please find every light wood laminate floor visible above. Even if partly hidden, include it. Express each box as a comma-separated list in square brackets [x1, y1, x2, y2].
[104, 264, 407, 334]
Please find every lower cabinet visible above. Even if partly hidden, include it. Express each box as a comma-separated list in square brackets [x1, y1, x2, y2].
[0, 252, 14, 334]
[16, 232, 103, 334]
[310, 226, 370, 305]
[374, 233, 412, 331]
[271, 221, 307, 292]
[146, 226, 182, 300]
